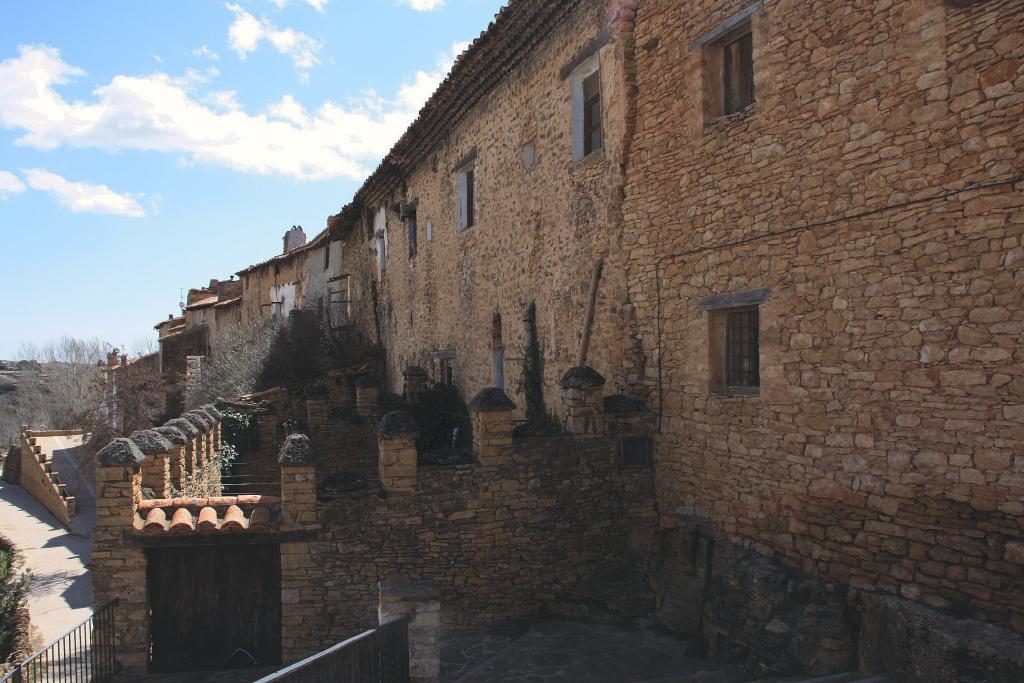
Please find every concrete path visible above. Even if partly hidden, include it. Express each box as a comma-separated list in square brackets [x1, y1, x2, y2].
[0, 435, 94, 646]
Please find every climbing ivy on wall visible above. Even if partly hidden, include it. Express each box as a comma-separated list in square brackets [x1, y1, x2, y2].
[517, 302, 560, 436]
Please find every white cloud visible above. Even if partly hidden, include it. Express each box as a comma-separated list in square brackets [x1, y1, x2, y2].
[398, 0, 445, 10]
[192, 45, 221, 61]
[0, 44, 465, 182]
[270, 0, 330, 12]
[22, 168, 145, 217]
[152, 54, 164, 64]
[226, 4, 322, 74]
[0, 170, 26, 200]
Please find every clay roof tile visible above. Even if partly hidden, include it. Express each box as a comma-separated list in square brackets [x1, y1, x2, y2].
[169, 508, 194, 533]
[143, 508, 167, 533]
[222, 505, 245, 531]
[197, 506, 218, 531]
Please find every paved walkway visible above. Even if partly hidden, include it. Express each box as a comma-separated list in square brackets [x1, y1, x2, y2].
[0, 435, 94, 646]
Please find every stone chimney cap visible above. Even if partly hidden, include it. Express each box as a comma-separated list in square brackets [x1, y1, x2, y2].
[278, 433, 316, 466]
[165, 418, 199, 438]
[603, 394, 650, 414]
[403, 365, 428, 378]
[154, 425, 188, 446]
[468, 387, 516, 412]
[200, 404, 223, 421]
[558, 365, 606, 389]
[183, 410, 213, 430]
[97, 438, 146, 468]
[379, 411, 419, 438]
[129, 430, 173, 455]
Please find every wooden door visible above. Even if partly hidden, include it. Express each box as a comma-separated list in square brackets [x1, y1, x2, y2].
[147, 544, 282, 672]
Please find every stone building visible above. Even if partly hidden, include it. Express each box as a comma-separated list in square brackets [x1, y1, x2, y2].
[119, 0, 1024, 679]
[621, 0, 1024, 636]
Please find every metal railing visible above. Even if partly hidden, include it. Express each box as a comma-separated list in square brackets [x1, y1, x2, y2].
[0, 600, 119, 683]
[255, 616, 410, 683]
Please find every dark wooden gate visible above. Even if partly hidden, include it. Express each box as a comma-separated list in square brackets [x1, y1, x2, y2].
[147, 544, 282, 673]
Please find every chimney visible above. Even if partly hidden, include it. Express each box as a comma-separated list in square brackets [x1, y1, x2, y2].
[283, 226, 307, 254]
[107, 349, 120, 367]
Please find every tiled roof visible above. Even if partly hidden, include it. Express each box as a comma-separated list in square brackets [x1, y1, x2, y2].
[236, 225, 331, 276]
[214, 296, 241, 309]
[133, 495, 281, 534]
[185, 295, 218, 310]
[329, 0, 587, 230]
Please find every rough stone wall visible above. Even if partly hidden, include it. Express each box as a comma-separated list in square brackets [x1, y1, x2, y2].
[306, 435, 656, 648]
[18, 430, 75, 527]
[364, 0, 641, 413]
[624, 0, 1024, 629]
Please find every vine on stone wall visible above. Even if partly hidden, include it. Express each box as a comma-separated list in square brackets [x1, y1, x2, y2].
[517, 302, 560, 436]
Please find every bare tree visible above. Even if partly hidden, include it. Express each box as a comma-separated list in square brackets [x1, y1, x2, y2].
[185, 319, 278, 409]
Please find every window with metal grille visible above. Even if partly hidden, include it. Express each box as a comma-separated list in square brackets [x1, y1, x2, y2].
[583, 71, 602, 156]
[725, 307, 759, 388]
[620, 435, 653, 470]
[723, 30, 754, 115]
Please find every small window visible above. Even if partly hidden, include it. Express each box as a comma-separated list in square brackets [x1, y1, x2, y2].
[583, 72, 602, 155]
[445, 365, 453, 387]
[323, 244, 330, 271]
[426, 220, 433, 242]
[725, 307, 759, 389]
[457, 165, 475, 231]
[524, 141, 536, 170]
[408, 216, 417, 258]
[723, 29, 754, 115]
[620, 436, 653, 470]
[571, 55, 601, 161]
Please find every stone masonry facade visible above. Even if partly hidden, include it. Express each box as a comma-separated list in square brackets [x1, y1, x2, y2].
[622, 0, 1024, 631]
[122, 0, 1024, 679]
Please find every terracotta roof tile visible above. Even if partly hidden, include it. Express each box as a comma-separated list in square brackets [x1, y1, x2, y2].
[133, 495, 282, 535]
[185, 295, 219, 310]
[197, 506, 218, 530]
[222, 505, 245, 531]
[144, 508, 167, 533]
[170, 508, 194, 533]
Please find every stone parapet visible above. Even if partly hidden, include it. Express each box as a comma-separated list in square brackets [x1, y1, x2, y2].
[378, 580, 440, 683]
[378, 412, 419, 495]
[468, 388, 515, 466]
[92, 438, 148, 673]
[558, 366, 606, 436]
[18, 428, 75, 527]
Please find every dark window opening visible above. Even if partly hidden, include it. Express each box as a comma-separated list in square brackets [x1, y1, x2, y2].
[583, 71, 602, 155]
[723, 30, 754, 115]
[323, 244, 330, 271]
[465, 168, 475, 228]
[725, 307, 759, 388]
[409, 217, 417, 258]
[445, 365, 454, 387]
[620, 435, 653, 470]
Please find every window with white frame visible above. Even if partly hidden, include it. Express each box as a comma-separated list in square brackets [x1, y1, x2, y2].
[457, 163, 476, 231]
[571, 54, 602, 161]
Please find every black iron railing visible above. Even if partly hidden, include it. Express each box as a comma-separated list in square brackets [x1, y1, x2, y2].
[0, 599, 119, 683]
[255, 616, 410, 683]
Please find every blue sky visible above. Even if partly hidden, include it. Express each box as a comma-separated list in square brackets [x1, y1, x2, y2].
[0, 0, 504, 359]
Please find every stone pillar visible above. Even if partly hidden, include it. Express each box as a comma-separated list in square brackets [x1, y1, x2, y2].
[378, 412, 419, 495]
[201, 404, 224, 451]
[403, 366, 428, 403]
[130, 430, 173, 499]
[166, 417, 201, 480]
[155, 425, 188, 493]
[305, 385, 330, 453]
[558, 365, 607, 436]
[469, 388, 516, 467]
[92, 438, 148, 674]
[378, 580, 440, 683]
[355, 377, 379, 419]
[278, 434, 321, 664]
